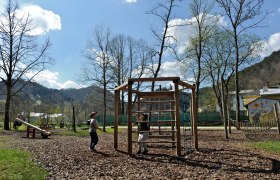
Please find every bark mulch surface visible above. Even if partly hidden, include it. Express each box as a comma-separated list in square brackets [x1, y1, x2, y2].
[1, 129, 280, 179]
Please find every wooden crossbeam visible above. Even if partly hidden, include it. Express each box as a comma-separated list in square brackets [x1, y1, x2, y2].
[134, 100, 175, 104]
[128, 77, 179, 82]
[137, 91, 175, 98]
[138, 130, 176, 133]
[177, 80, 195, 89]
[132, 140, 177, 143]
[114, 83, 128, 91]
[148, 135, 173, 138]
[135, 120, 175, 124]
[132, 110, 175, 113]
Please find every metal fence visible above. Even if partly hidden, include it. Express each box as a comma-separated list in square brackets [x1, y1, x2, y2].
[95, 111, 248, 126]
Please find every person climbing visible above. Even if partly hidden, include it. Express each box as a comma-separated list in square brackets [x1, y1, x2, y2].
[135, 113, 149, 154]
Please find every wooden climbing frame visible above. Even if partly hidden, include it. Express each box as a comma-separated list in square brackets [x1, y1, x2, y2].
[114, 77, 198, 156]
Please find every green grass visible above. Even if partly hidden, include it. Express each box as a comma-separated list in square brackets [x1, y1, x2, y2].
[0, 137, 48, 180]
[251, 141, 280, 154]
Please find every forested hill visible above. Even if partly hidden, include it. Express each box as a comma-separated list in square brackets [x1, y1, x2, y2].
[0, 81, 114, 112]
[239, 50, 280, 90]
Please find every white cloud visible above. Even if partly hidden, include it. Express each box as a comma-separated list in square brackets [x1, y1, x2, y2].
[122, 0, 138, 4]
[278, 7, 280, 13]
[158, 61, 181, 77]
[139, 61, 194, 89]
[166, 14, 225, 55]
[27, 70, 84, 89]
[257, 32, 280, 58]
[155, 61, 194, 82]
[16, 4, 61, 36]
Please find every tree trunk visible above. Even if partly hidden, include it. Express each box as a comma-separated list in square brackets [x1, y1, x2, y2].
[72, 105, 76, 132]
[234, 29, 240, 122]
[103, 85, 107, 132]
[4, 85, 12, 130]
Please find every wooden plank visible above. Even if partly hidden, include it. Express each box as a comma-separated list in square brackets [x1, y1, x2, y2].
[174, 80, 181, 156]
[138, 130, 176, 133]
[192, 88, 198, 150]
[137, 91, 174, 99]
[128, 77, 179, 83]
[114, 90, 119, 149]
[132, 140, 177, 143]
[114, 83, 128, 91]
[15, 118, 51, 136]
[132, 110, 176, 113]
[134, 100, 176, 104]
[148, 135, 173, 138]
[127, 81, 133, 155]
[136, 120, 176, 124]
[177, 80, 195, 89]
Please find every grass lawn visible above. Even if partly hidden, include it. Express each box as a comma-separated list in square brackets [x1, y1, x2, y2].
[0, 137, 48, 180]
[251, 141, 280, 154]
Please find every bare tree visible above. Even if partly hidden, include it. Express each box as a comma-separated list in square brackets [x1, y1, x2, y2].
[181, 0, 216, 114]
[81, 26, 112, 132]
[215, 0, 266, 122]
[110, 35, 155, 114]
[204, 28, 235, 138]
[109, 34, 127, 114]
[0, 0, 51, 130]
[127, 38, 155, 109]
[148, 0, 180, 91]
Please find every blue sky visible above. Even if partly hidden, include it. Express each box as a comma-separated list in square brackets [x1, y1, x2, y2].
[1, 0, 280, 89]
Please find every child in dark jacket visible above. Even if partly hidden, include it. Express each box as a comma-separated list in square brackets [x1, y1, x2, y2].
[135, 113, 149, 154]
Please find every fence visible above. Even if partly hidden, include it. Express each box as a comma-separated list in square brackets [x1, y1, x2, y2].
[95, 111, 248, 126]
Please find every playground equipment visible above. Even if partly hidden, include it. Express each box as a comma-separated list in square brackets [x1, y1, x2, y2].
[15, 118, 51, 139]
[230, 102, 280, 135]
[114, 77, 198, 156]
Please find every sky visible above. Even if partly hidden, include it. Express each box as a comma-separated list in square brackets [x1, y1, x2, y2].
[0, 0, 280, 89]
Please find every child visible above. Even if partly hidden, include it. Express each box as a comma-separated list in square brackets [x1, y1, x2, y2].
[135, 113, 149, 154]
[88, 112, 102, 151]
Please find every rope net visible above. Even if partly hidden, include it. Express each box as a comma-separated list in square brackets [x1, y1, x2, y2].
[230, 118, 278, 134]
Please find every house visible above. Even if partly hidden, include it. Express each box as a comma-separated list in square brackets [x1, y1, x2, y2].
[228, 89, 259, 111]
[243, 83, 280, 123]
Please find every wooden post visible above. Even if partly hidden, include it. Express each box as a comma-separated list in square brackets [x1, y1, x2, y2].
[191, 87, 198, 150]
[174, 80, 181, 156]
[114, 90, 119, 149]
[137, 95, 141, 135]
[27, 126, 35, 138]
[127, 81, 133, 155]
[273, 103, 280, 134]
[190, 98, 193, 136]
[171, 94, 175, 147]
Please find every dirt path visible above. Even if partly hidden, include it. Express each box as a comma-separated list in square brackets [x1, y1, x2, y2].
[2, 130, 280, 179]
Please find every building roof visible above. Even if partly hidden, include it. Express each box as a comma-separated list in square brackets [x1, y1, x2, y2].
[260, 88, 280, 96]
[229, 89, 259, 95]
[243, 95, 260, 106]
